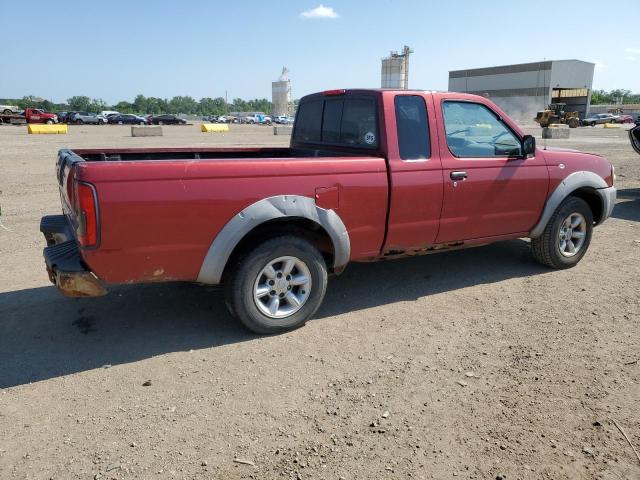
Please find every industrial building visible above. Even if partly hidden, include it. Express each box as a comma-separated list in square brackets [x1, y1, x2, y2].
[448, 59, 595, 122]
[272, 67, 292, 117]
[381, 46, 413, 89]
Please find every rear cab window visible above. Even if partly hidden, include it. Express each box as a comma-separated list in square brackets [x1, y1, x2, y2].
[293, 93, 379, 150]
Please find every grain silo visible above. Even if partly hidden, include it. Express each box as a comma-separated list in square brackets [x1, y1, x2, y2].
[381, 46, 413, 89]
[272, 67, 291, 117]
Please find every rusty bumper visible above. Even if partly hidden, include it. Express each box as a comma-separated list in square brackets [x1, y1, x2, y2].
[41, 215, 107, 297]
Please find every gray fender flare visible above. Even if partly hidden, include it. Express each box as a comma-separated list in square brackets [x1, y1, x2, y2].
[529, 170, 608, 238]
[197, 195, 351, 285]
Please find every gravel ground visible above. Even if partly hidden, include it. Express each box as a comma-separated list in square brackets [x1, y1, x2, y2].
[0, 122, 638, 480]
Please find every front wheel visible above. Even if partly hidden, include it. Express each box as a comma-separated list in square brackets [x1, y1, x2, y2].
[45, 119, 54, 124]
[531, 196, 593, 269]
[224, 236, 328, 334]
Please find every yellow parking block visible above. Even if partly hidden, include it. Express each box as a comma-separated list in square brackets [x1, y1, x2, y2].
[201, 123, 229, 133]
[603, 123, 620, 129]
[28, 124, 68, 134]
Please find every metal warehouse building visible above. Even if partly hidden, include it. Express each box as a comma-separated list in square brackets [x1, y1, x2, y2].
[448, 59, 595, 122]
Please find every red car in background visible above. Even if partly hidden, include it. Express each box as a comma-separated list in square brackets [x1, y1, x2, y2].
[616, 114, 634, 124]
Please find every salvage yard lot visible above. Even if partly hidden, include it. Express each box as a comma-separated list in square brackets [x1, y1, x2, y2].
[0, 123, 638, 479]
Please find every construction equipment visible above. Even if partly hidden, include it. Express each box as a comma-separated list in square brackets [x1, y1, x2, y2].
[534, 103, 580, 128]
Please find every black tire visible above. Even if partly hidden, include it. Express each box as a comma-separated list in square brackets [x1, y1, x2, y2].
[98, 119, 104, 125]
[568, 118, 579, 128]
[77, 119, 84, 125]
[591, 122, 596, 127]
[531, 196, 593, 269]
[224, 235, 328, 334]
[158, 121, 163, 125]
[45, 119, 54, 124]
[3, 109, 12, 114]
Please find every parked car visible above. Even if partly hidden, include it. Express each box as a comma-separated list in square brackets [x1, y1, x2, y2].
[273, 115, 294, 124]
[107, 114, 148, 125]
[40, 88, 616, 334]
[616, 114, 634, 124]
[0, 104, 20, 114]
[71, 112, 107, 125]
[243, 114, 272, 125]
[582, 113, 616, 126]
[100, 110, 119, 119]
[148, 114, 187, 125]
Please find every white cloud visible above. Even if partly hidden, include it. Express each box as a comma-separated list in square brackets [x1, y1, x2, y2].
[594, 61, 606, 69]
[625, 47, 640, 54]
[300, 4, 339, 19]
[626, 55, 636, 61]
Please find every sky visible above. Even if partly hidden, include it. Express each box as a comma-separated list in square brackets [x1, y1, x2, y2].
[1, 0, 639, 104]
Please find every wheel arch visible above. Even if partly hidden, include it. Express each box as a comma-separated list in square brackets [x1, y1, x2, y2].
[197, 195, 350, 285]
[530, 171, 608, 238]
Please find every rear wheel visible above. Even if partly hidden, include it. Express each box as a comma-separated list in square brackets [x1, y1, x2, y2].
[568, 118, 579, 128]
[224, 235, 328, 334]
[531, 197, 593, 269]
[3, 109, 11, 114]
[77, 119, 84, 125]
[158, 121, 163, 125]
[45, 119, 54, 124]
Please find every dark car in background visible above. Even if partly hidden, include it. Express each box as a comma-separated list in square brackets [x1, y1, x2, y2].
[108, 114, 148, 125]
[148, 114, 187, 125]
[582, 113, 616, 126]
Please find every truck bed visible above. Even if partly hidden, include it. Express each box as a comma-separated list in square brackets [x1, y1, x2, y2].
[70, 146, 375, 162]
[57, 147, 389, 284]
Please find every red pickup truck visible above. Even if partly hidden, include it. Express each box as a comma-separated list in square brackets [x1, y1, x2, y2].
[0, 107, 59, 125]
[41, 89, 616, 333]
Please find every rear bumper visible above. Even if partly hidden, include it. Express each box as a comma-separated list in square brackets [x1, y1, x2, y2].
[40, 215, 107, 297]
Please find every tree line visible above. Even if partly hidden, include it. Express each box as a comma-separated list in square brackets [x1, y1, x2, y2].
[0, 94, 275, 116]
[591, 89, 640, 105]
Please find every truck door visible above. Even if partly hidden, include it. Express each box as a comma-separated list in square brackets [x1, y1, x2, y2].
[434, 95, 549, 242]
[383, 92, 444, 252]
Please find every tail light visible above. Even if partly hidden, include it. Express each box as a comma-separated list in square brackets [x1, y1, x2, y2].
[75, 182, 99, 247]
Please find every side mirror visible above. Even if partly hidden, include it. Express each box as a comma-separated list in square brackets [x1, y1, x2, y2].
[522, 135, 536, 157]
[630, 125, 640, 155]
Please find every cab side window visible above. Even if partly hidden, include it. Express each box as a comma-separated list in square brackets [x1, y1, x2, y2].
[443, 101, 521, 158]
[395, 95, 430, 160]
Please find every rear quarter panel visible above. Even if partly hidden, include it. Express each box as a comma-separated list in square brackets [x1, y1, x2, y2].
[76, 157, 388, 283]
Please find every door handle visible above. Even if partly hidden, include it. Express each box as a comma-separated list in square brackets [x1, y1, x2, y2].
[450, 171, 468, 181]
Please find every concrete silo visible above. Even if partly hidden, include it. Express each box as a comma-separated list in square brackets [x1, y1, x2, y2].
[381, 46, 413, 89]
[272, 67, 291, 117]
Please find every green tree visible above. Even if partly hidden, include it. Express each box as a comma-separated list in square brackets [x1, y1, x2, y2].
[198, 97, 226, 115]
[168, 96, 198, 114]
[67, 96, 92, 111]
[114, 101, 133, 113]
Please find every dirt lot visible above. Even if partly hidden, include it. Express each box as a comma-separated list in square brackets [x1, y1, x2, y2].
[0, 123, 638, 480]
